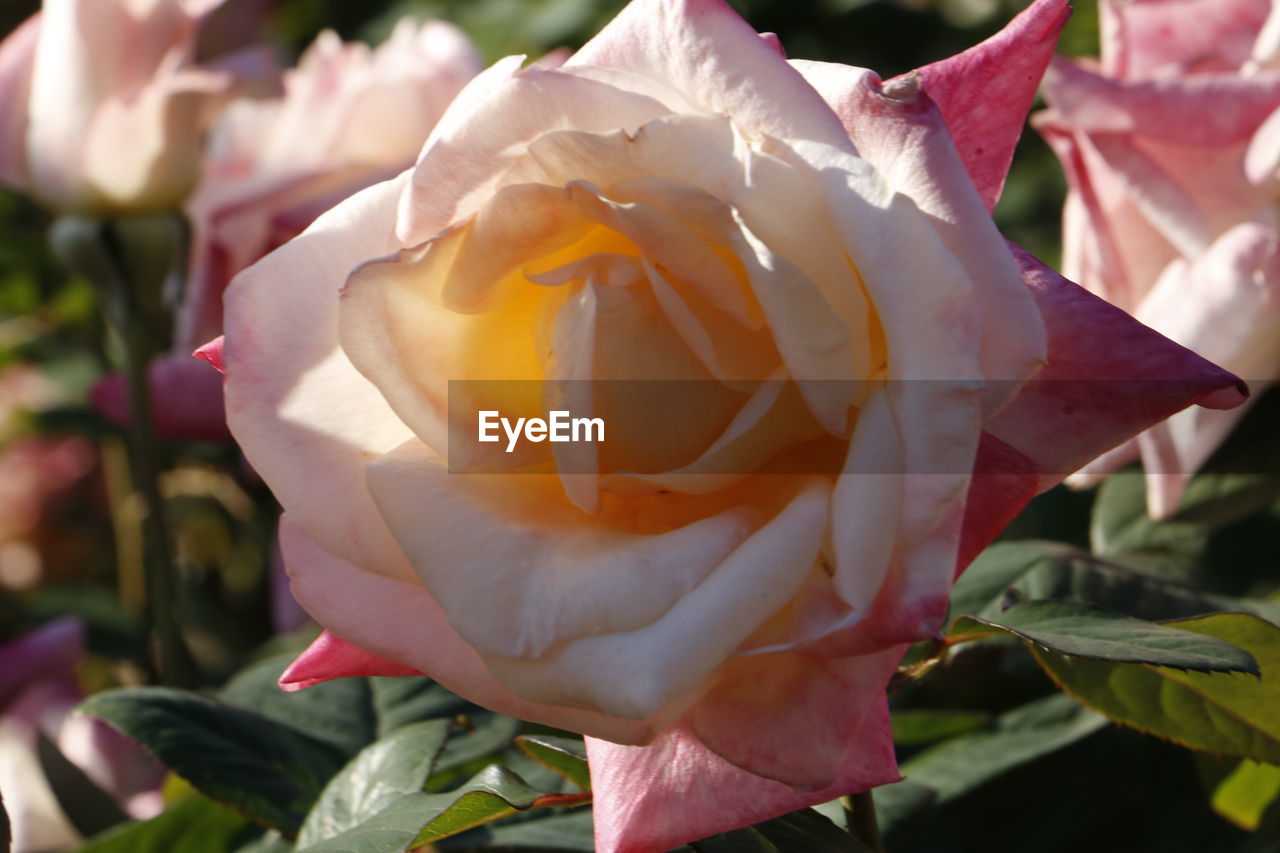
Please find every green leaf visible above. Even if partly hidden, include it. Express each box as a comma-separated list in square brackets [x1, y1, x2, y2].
[413, 765, 586, 845]
[890, 710, 990, 746]
[426, 712, 523, 789]
[1211, 761, 1280, 832]
[948, 540, 1280, 625]
[78, 796, 263, 853]
[220, 653, 472, 757]
[949, 600, 1258, 673]
[297, 720, 451, 848]
[438, 809, 596, 851]
[690, 807, 869, 853]
[79, 687, 348, 835]
[894, 693, 1108, 807]
[298, 765, 583, 853]
[1091, 473, 1209, 573]
[515, 735, 591, 790]
[1031, 612, 1280, 765]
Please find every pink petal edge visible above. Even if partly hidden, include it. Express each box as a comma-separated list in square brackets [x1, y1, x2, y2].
[278, 630, 422, 692]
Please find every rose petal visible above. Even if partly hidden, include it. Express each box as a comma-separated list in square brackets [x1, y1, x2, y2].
[791, 63, 1046, 414]
[986, 245, 1248, 489]
[1101, 0, 1271, 79]
[1043, 57, 1280, 147]
[567, 0, 853, 152]
[277, 517, 654, 744]
[223, 173, 418, 581]
[587, 682, 898, 853]
[905, 0, 1070, 211]
[279, 630, 421, 691]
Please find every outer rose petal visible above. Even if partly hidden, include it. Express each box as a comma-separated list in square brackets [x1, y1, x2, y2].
[791, 62, 1045, 411]
[986, 246, 1248, 489]
[223, 174, 418, 582]
[276, 518, 654, 745]
[567, 0, 853, 151]
[1131, 222, 1280, 516]
[1043, 58, 1280, 147]
[279, 631, 421, 691]
[1101, 0, 1271, 79]
[588, 677, 898, 853]
[905, 0, 1070, 211]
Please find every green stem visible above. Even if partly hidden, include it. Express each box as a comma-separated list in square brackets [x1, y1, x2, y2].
[119, 287, 184, 686]
[842, 790, 885, 853]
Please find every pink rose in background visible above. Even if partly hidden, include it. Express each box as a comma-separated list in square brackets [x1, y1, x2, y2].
[0, 0, 240, 213]
[0, 619, 164, 853]
[219, 0, 1244, 849]
[92, 18, 482, 442]
[1036, 0, 1280, 516]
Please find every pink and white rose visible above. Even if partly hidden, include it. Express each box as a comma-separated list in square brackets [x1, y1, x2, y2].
[0, 0, 238, 213]
[1037, 0, 1280, 516]
[217, 0, 1245, 849]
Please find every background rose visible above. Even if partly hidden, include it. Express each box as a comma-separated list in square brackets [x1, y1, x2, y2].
[1036, 0, 1280, 517]
[0, 0, 241, 214]
[90, 17, 481, 442]
[220, 0, 1245, 849]
[0, 618, 165, 853]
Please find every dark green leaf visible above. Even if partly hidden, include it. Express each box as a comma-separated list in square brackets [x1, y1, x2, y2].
[1031, 612, 1280, 765]
[895, 693, 1107, 806]
[220, 654, 471, 757]
[413, 765, 583, 845]
[79, 687, 347, 834]
[950, 601, 1258, 673]
[438, 809, 596, 851]
[297, 720, 451, 848]
[691, 807, 868, 853]
[948, 540, 1280, 625]
[298, 765, 581, 853]
[515, 735, 591, 790]
[35, 731, 128, 838]
[890, 710, 990, 746]
[78, 796, 262, 853]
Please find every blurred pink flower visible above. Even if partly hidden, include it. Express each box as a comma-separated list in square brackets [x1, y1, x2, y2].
[0, 618, 164, 853]
[91, 18, 482, 442]
[1037, 0, 1280, 516]
[0, 0, 242, 213]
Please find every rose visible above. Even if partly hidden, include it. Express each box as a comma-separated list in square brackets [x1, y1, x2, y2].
[0, 618, 164, 853]
[89, 18, 482, 441]
[217, 0, 1245, 848]
[0, 0, 245, 214]
[1035, 0, 1280, 516]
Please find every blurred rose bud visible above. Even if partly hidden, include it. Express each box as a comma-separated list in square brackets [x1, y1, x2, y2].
[1037, 0, 1280, 516]
[89, 17, 482, 442]
[0, 619, 164, 853]
[0, 0, 241, 214]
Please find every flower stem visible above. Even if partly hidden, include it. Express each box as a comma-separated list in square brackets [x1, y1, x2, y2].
[842, 790, 885, 853]
[120, 303, 185, 686]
